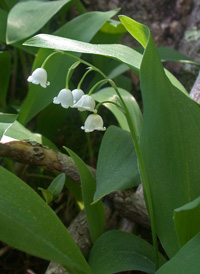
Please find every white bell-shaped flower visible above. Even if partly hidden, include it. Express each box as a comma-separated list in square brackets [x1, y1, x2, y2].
[72, 89, 84, 104]
[81, 114, 106, 133]
[53, 88, 73, 108]
[27, 68, 50, 88]
[73, 95, 96, 112]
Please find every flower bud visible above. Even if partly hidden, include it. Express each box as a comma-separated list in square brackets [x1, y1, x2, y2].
[27, 68, 50, 88]
[72, 89, 84, 104]
[81, 114, 106, 132]
[53, 89, 73, 109]
[73, 95, 96, 112]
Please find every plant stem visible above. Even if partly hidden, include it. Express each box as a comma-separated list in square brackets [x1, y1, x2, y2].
[65, 61, 80, 89]
[58, 51, 108, 79]
[126, 112, 159, 270]
[77, 68, 93, 89]
[41, 51, 61, 68]
[109, 80, 159, 269]
[95, 100, 122, 111]
[88, 79, 108, 95]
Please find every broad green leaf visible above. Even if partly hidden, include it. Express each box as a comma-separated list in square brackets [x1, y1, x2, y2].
[0, 167, 92, 274]
[0, 9, 7, 42]
[101, 19, 126, 35]
[0, 51, 11, 109]
[164, 69, 188, 96]
[24, 33, 142, 73]
[174, 196, 200, 247]
[92, 19, 126, 44]
[24, 33, 187, 95]
[65, 147, 104, 243]
[0, 5, 37, 54]
[94, 126, 140, 202]
[156, 233, 200, 274]
[158, 47, 200, 66]
[39, 173, 66, 203]
[136, 46, 200, 67]
[89, 230, 166, 274]
[0, 113, 17, 140]
[19, 9, 120, 125]
[120, 15, 200, 257]
[4, 120, 58, 150]
[53, 9, 120, 40]
[92, 87, 142, 135]
[6, 0, 73, 44]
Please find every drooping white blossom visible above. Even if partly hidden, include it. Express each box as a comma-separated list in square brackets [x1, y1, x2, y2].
[72, 89, 84, 104]
[81, 113, 106, 133]
[53, 89, 73, 108]
[27, 68, 50, 88]
[73, 95, 96, 112]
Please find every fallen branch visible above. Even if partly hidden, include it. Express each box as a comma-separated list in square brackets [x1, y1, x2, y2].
[0, 140, 149, 226]
[0, 140, 96, 183]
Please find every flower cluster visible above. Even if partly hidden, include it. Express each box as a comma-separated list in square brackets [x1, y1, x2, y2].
[27, 68, 106, 133]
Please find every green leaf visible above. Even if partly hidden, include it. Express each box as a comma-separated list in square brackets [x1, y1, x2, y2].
[174, 196, 200, 247]
[0, 51, 11, 109]
[0, 167, 92, 274]
[6, 0, 73, 44]
[136, 47, 200, 67]
[53, 9, 120, 40]
[156, 233, 200, 274]
[38, 188, 54, 204]
[0, 113, 17, 140]
[101, 19, 126, 35]
[89, 230, 167, 274]
[39, 173, 66, 203]
[64, 147, 104, 243]
[94, 126, 140, 202]
[24, 32, 187, 95]
[0, 9, 7, 42]
[48, 173, 66, 197]
[119, 15, 200, 257]
[92, 19, 126, 44]
[4, 120, 58, 150]
[92, 87, 142, 135]
[0, 4, 37, 54]
[19, 9, 120, 125]
[158, 47, 200, 66]
[24, 33, 142, 73]
[2, 0, 23, 11]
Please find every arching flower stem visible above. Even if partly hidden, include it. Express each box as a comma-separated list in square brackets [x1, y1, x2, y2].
[88, 79, 109, 96]
[41, 51, 61, 68]
[77, 67, 93, 89]
[95, 100, 122, 111]
[57, 50, 108, 79]
[65, 61, 80, 89]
